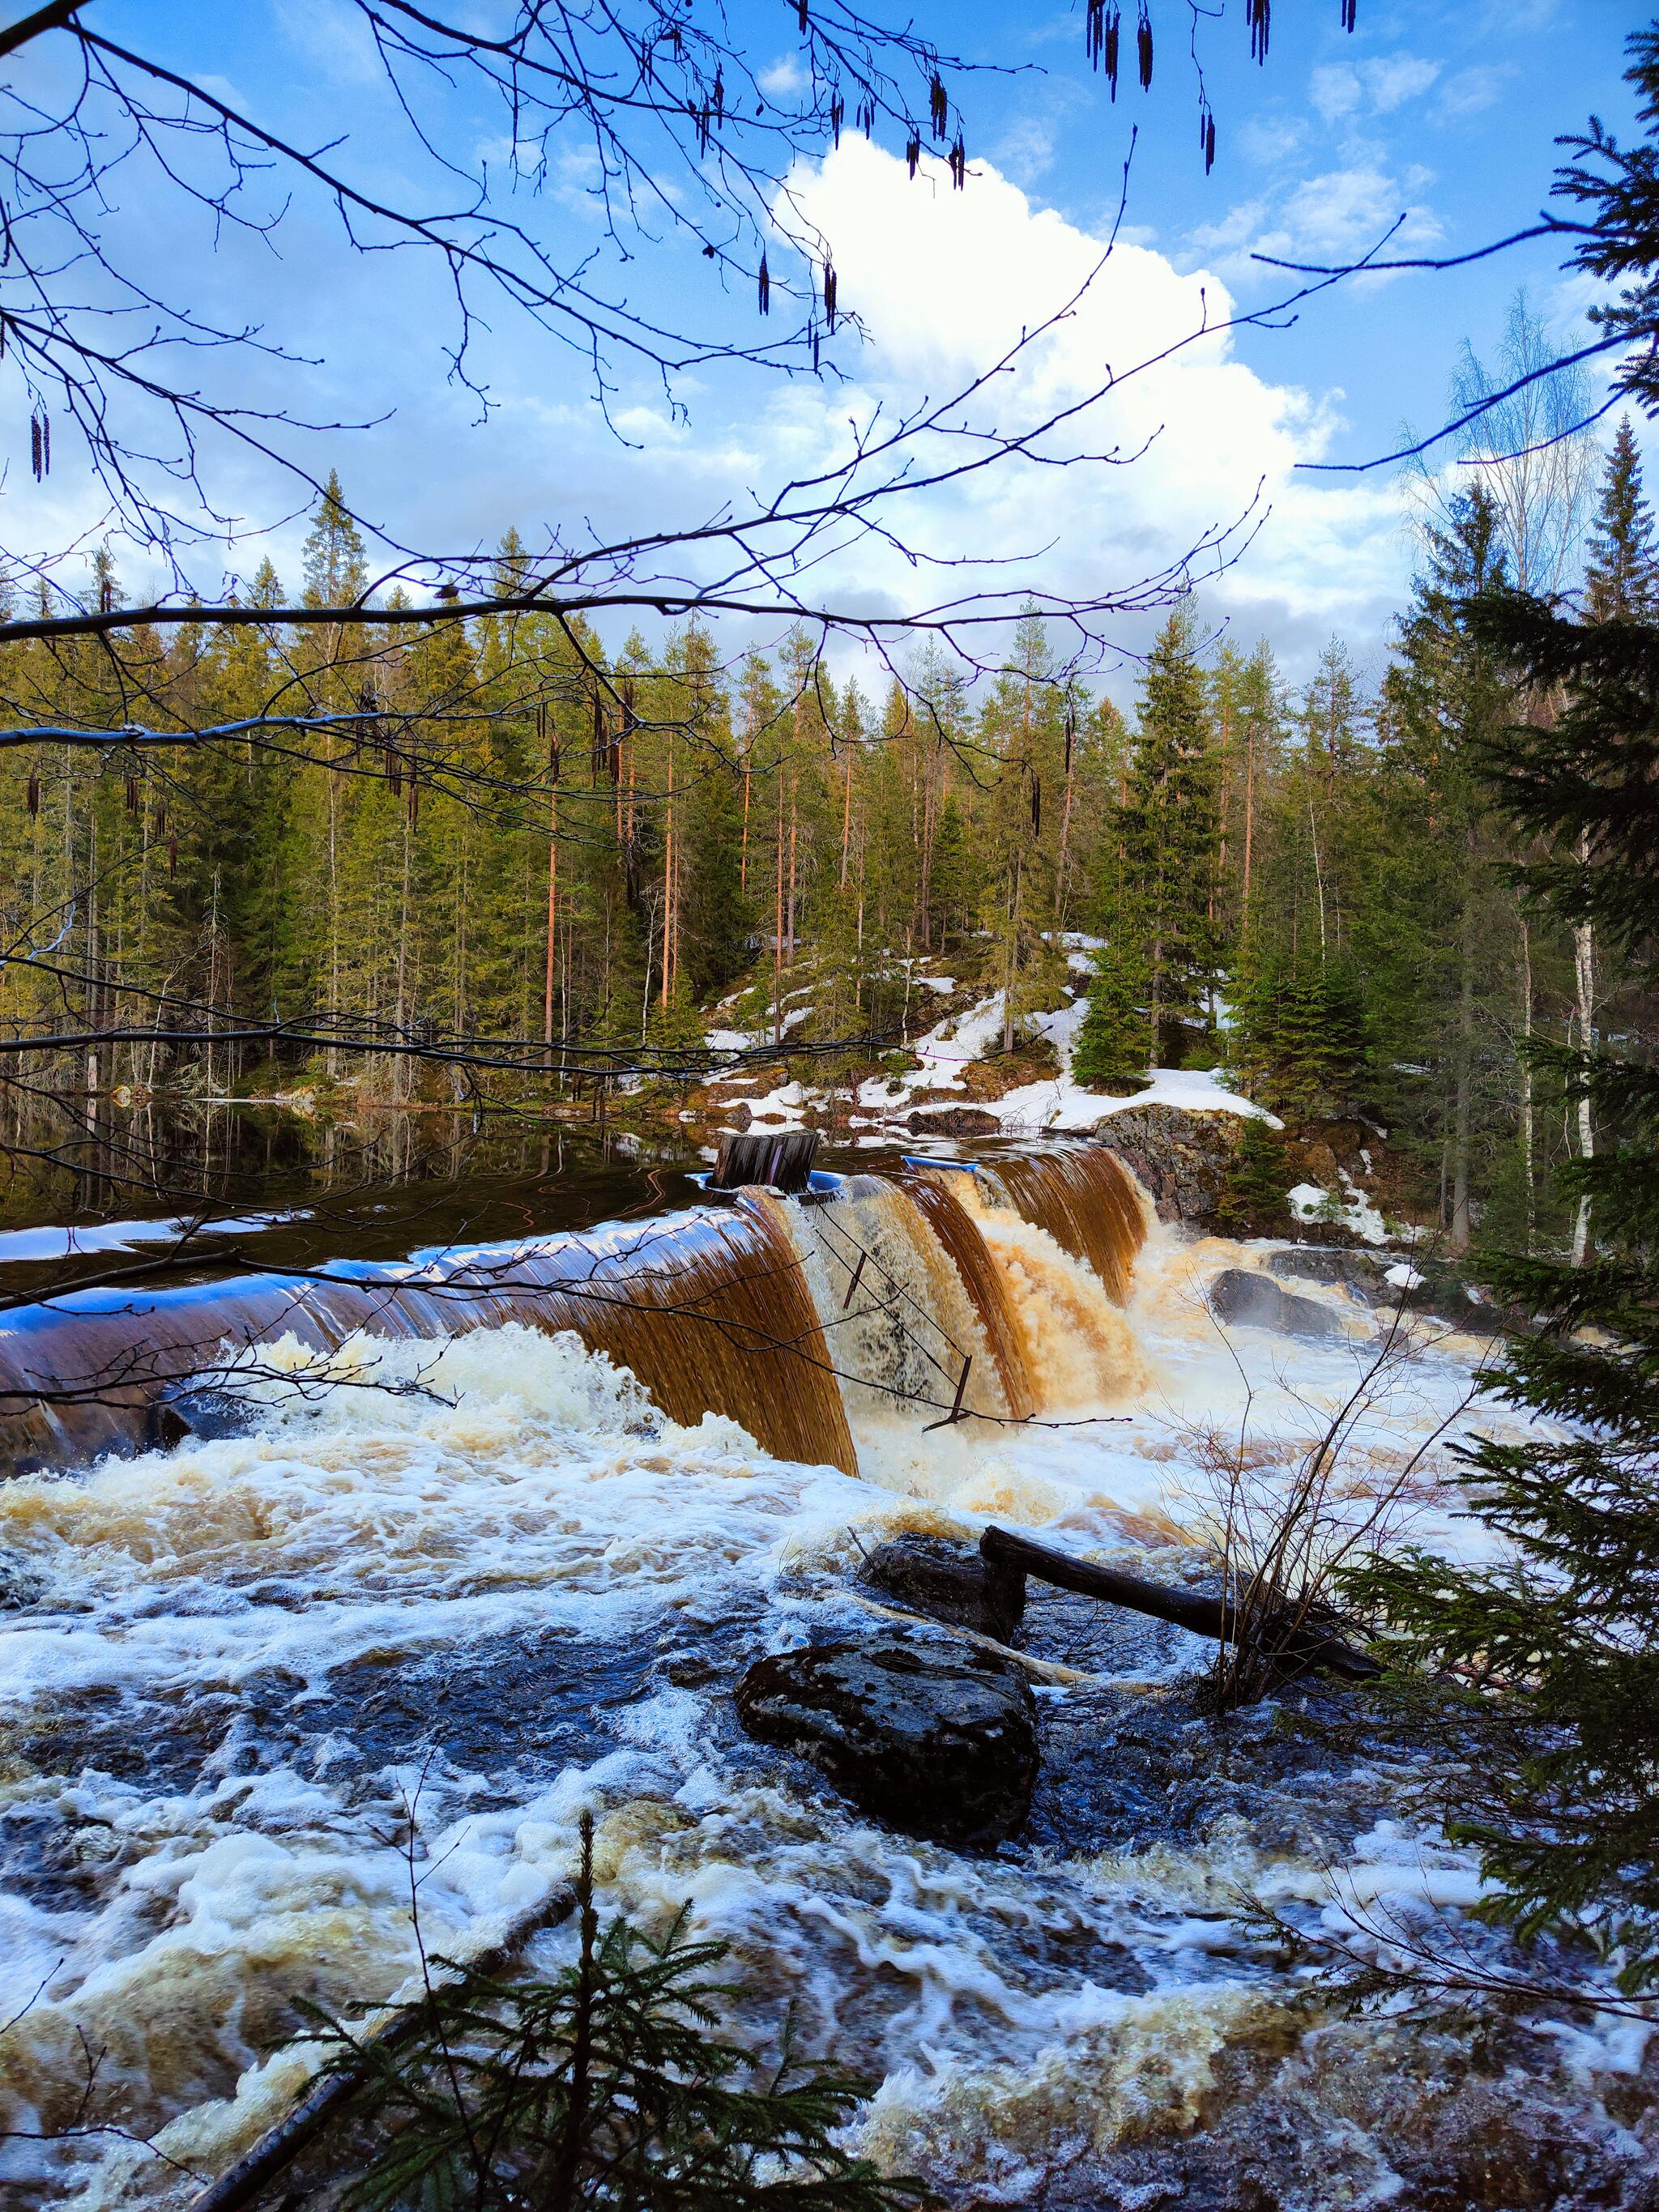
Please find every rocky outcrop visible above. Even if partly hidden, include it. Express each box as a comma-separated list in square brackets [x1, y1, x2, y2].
[1265, 1246, 1385, 1300]
[860, 1532, 1027, 1642]
[1208, 1267, 1363, 1344]
[1092, 1106, 1244, 1226]
[734, 1632, 1038, 1844]
[1266, 1245, 1508, 1335]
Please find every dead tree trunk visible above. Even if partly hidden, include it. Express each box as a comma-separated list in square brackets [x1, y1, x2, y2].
[979, 1527, 1379, 1683]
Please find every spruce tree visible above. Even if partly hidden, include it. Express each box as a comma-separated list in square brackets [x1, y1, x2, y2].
[1349, 586, 1659, 1991]
[1120, 604, 1220, 1063]
[1584, 416, 1659, 623]
[301, 1818, 928, 2211]
[1073, 935, 1149, 1093]
[1218, 1111, 1288, 1236]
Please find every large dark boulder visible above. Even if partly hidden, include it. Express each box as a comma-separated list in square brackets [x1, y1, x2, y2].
[734, 1633, 1038, 1844]
[860, 1532, 1027, 1642]
[1207, 1267, 1360, 1344]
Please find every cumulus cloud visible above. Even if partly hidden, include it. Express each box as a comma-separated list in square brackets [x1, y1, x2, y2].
[747, 139, 1410, 681]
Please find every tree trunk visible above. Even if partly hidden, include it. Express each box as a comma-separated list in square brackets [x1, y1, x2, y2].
[1449, 846, 1475, 1253]
[1572, 891, 1596, 1266]
[1519, 909, 1535, 1256]
[544, 783, 559, 1053]
[773, 768, 785, 1047]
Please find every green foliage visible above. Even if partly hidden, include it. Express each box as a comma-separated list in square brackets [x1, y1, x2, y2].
[1216, 1111, 1288, 1235]
[301, 1820, 931, 2212]
[1350, 557, 1659, 1990]
[1072, 938, 1149, 1093]
[1115, 605, 1221, 1057]
[1230, 951, 1368, 1119]
[1585, 415, 1659, 623]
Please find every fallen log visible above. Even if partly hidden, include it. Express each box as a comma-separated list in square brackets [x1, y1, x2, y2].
[185, 1881, 576, 2212]
[979, 1526, 1381, 1684]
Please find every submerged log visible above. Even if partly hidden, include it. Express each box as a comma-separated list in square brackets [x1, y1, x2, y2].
[979, 1526, 1380, 1684]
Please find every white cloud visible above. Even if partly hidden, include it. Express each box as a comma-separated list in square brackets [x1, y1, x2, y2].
[1310, 64, 1363, 125]
[758, 54, 808, 99]
[748, 140, 1410, 674]
[1188, 159, 1441, 288]
[1311, 52, 1441, 124]
[1434, 66, 1510, 119]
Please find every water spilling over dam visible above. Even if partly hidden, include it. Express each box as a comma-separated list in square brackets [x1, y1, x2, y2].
[0, 1139, 1647, 2209]
[0, 1145, 1149, 1481]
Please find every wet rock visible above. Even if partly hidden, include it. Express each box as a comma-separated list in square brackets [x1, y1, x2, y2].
[734, 1632, 1038, 1844]
[860, 1533, 1026, 1643]
[904, 1105, 1001, 1136]
[1208, 1267, 1359, 1344]
[1267, 1247, 1512, 1336]
[1265, 1245, 1386, 1302]
[147, 1383, 262, 1449]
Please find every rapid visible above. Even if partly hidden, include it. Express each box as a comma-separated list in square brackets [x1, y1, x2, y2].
[0, 1143, 1652, 2208]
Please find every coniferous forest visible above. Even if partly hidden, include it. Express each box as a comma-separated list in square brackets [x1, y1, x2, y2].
[6, 417, 1649, 1264]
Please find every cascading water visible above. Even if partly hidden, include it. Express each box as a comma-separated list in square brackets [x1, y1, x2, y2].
[0, 1204, 856, 1480]
[774, 1175, 1013, 1433]
[0, 1143, 1646, 2209]
[940, 1171, 1149, 1414]
[971, 1145, 1148, 1303]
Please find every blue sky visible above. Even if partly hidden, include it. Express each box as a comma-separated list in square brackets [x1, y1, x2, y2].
[7, 2, 1646, 694]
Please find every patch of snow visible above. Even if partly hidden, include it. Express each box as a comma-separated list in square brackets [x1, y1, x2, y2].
[1287, 1183, 1333, 1223]
[744, 1080, 809, 1126]
[915, 975, 956, 994]
[969, 1063, 1276, 1136]
[1289, 1172, 1390, 1247]
[1337, 1167, 1389, 1245]
[1384, 1262, 1425, 1291]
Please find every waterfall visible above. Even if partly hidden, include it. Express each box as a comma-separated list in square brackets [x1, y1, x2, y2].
[0, 1204, 856, 1478]
[775, 1176, 1012, 1433]
[939, 1172, 1148, 1413]
[970, 1146, 1147, 1303]
[897, 1170, 1036, 1420]
[0, 1145, 1154, 1481]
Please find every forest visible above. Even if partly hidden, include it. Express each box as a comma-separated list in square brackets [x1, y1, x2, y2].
[3, 381, 1647, 1263]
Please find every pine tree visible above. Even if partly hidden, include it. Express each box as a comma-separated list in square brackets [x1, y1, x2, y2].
[1120, 604, 1220, 1063]
[1584, 416, 1659, 623]
[1349, 585, 1659, 1992]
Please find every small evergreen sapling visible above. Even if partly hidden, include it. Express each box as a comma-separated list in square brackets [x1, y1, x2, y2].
[1073, 938, 1151, 1093]
[297, 1817, 931, 2210]
[1218, 1112, 1288, 1236]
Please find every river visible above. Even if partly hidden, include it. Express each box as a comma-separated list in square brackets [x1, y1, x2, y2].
[0, 1109, 1650, 2208]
